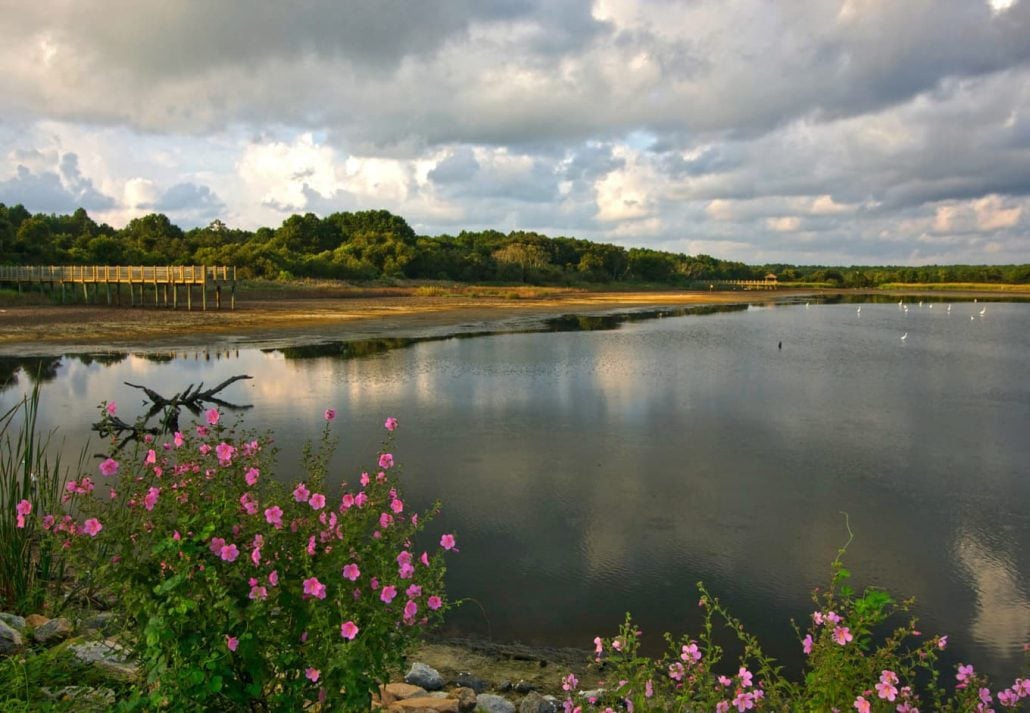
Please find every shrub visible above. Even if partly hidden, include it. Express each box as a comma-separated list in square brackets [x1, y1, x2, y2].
[564, 533, 1029, 712]
[39, 405, 452, 711]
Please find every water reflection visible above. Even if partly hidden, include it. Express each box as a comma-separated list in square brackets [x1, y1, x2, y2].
[0, 302, 1027, 683]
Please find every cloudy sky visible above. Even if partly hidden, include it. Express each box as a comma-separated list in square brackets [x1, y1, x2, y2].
[1, 0, 1028, 265]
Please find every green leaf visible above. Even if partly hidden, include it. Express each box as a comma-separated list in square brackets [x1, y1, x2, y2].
[208, 675, 223, 692]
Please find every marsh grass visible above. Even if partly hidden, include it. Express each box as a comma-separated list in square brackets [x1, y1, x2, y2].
[0, 384, 74, 613]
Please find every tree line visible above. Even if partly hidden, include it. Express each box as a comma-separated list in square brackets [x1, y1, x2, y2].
[1, 203, 1027, 286]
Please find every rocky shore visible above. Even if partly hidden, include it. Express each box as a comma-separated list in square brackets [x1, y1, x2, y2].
[0, 609, 596, 711]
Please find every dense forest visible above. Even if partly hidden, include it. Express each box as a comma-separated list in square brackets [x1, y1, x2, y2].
[1, 203, 1027, 287]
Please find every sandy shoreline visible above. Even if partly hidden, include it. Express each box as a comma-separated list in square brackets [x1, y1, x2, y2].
[1, 285, 1023, 357]
[0, 288, 813, 357]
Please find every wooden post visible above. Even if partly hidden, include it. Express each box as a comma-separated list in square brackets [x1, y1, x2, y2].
[202, 265, 207, 311]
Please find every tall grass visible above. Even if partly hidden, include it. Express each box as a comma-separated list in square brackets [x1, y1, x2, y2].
[0, 384, 69, 613]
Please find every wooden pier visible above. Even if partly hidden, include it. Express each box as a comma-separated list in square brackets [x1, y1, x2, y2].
[0, 265, 236, 310]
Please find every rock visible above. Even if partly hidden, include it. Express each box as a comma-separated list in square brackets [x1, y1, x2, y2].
[0, 619, 23, 654]
[579, 689, 605, 704]
[0, 612, 26, 631]
[475, 693, 516, 713]
[405, 662, 444, 691]
[33, 617, 73, 644]
[453, 686, 477, 712]
[81, 612, 118, 635]
[513, 680, 536, 694]
[24, 613, 49, 628]
[454, 671, 489, 693]
[519, 691, 559, 713]
[383, 682, 429, 704]
[70, 640, 139, 682]
[389, 696, 459, 712]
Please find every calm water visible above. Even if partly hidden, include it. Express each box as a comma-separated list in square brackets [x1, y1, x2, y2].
[2, 300, 1028, 682]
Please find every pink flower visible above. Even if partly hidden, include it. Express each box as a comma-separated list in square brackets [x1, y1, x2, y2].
[340, 620, 359, 640]
[825, 611, 841, 625]
[219, 544, 240, 562]
[853, 695, 871, 713]
[342, 563, 361, 581]
[251, 546, 261, 566]
[732, 692, 755, 711]
[244, 467, 260, 486]
[340, 493, 355, 509]
[268, 570, 279, 586]
[562, 674, 578, 692]
[833, 626, 853, 646]
[956, 663, 975, 688]
[999, 689, 1018, 706]
[173, 431, 185, 447]
[324, 409, 336, 421]
[718, 675, 732, 687]
[403, 600, 418, 621]
[249, 584, 267, 600]
[303, 577, 327, 600]
[802, 634, 813, 654]
[875, 680, 898, 701]
[199, 444, 212, 456]
[240, 492, 258, 516]
[205, 408, 220, 425]
[681, 642, 702, 663]
[226, 635, 238, 652]
[309, 493, 326, 510]
[378, 453, 394, 469]
[264, 505, 283, 528]
[105, 401, 117, 416]
[99, 458, 119, 477]
[215, 442, 236, 465]
[668, 662, 685, 681]
[15, 499, 31, 519]
[360, 472, 370, 487]
[427, 595, 442, 611]
[210, 536, 226, 555]
[145, 449, 157, 464]
[380, 585, 397, 604]
[143, 487, 160, 511]
[306, 667, 320, 683]
[379, 512, 394, 529]
[738, 667, 753, 688]
[812, 611, 824, 625]
[440, 533, 456, 550]
[938, 635, 948, 650]
[384, 416, 398, 431]
[82, 518, 103, 536]
[390, 497, 404, 514]
[293, 483, 310, 503]
[406, 584, 422, 598]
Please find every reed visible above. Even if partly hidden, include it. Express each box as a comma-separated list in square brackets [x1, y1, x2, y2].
[0, 384, 70, 613]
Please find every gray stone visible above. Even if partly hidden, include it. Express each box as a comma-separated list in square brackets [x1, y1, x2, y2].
[454, 687, 478, 713]
[455, 671, 489, 693]
[476, 693, 516, 713]
[70, 640, 139, 682]
[33, 616, 73, 644]
[513, 680, 536, 694]
[405, 661, 444, 691]
[0, 619, 23, 654]
[519, 691, 560, 713]
[81, 611, 118, 635]
[579, 689, 605, 703]
[0, 612, 26, 631]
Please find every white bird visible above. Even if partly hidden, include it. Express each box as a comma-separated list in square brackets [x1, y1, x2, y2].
[947, 304, 951, 313]
[971, 315, 976, 321]
[805, 302, 810, 309]
[901, 333, 908, 341]
[929, 304, 933, 309]
[898, 300, 903, 307]
[979, 306, 986, 316]
[856, 307, 862, 316]
[903, 305, 909, 313]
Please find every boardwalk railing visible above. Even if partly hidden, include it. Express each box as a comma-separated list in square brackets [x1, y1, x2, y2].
[0, 265, 236, 310]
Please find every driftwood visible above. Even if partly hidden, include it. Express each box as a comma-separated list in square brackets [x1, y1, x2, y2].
[92, 374, 253, 453]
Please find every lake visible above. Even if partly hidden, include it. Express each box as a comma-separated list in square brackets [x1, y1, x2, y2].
[2, 299, 1028, 683]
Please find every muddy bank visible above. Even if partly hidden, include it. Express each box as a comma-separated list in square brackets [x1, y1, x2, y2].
[0, 288, 816, 356]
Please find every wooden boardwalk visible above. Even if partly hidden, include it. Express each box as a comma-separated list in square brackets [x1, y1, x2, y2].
[0, 265, 236, 310]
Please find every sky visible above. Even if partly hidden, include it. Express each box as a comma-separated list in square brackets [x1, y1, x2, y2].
[0, 0, 1028, 266]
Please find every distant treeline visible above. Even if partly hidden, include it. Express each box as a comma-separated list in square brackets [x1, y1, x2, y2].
[1, 203, 1027, 287]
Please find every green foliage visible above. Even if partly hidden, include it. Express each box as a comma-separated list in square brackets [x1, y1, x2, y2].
[565, 528, 1029, 712]
[6, 202, 1025, 287]
[42, 406, 452, 711]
